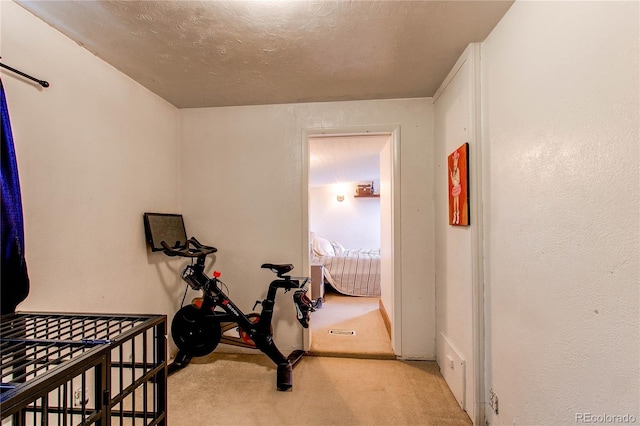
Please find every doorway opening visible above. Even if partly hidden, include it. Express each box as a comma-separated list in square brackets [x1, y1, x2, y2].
[302, 128, 400, 358]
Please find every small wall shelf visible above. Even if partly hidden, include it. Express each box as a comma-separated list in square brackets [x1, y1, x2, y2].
[354, 182, 378, 198]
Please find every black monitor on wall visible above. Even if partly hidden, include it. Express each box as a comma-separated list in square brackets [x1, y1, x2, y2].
[143, 213, 187, 252]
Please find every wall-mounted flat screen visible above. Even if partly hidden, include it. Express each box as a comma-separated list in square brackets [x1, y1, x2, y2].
[143, 213, 187, 252]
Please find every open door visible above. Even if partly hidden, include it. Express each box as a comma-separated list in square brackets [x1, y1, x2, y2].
[302, 126, 401, 356]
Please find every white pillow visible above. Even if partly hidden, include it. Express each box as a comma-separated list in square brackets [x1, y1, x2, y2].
[330, 240, 345, 256]
[312, 236, 335, 256]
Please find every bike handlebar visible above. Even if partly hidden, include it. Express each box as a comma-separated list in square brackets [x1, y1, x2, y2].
[161, 237, 217, 258]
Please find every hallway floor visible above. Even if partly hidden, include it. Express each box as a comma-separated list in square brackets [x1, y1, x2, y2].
[168, 353, 472, 425]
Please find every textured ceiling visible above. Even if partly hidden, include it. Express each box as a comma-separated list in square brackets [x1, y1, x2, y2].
[16, 0, 513, 108]
[309, 134, 390, 186]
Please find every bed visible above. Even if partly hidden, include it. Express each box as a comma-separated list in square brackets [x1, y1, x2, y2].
[310, 233, 381, 297]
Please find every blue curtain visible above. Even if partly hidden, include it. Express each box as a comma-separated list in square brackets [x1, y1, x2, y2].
[1, 78, 30, 315]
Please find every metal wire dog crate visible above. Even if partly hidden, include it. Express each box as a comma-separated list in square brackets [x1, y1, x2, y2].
[0, 312, 167, 425]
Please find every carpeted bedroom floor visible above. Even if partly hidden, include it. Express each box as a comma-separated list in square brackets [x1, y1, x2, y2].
[167, 291, 471, 425]
[309, 290, 394, 359]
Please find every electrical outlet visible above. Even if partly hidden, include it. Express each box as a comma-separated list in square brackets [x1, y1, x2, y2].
[489, 389, 499, 415]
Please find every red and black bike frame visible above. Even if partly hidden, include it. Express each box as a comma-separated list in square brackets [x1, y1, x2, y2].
[180, 256, 305, 389]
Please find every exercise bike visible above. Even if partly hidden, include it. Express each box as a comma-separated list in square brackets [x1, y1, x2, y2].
[161, 237, 313, 391]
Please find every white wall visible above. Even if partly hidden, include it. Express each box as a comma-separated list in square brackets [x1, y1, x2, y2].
[180, 99, 435, 357]
[481, 2, 639, 424]
[1, 2, 182, 318]
[309, 183, 380, 249]
[433, 44, 480, 421]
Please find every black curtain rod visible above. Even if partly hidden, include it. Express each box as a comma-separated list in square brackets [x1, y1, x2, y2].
[0, 60, 49, 88]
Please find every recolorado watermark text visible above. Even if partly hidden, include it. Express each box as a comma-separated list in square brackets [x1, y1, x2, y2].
[576, 413, 637, 424]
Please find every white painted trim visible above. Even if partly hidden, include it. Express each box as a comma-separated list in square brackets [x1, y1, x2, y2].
[433, 49, 469, 103]
[301, 124, 402, 356]
[301, 129, 311, 351]
[468, 43, 486, 426]
[390, 125, 402, 356]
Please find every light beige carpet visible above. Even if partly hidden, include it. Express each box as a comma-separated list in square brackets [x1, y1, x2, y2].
[168, 353, 472, 426]
[310, 290, 394, 359]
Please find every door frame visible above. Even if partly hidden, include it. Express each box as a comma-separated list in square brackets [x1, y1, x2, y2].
[301, 125, 402, 355]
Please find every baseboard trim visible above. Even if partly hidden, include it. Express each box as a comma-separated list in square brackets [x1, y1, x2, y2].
[307, 351, 396, 360]
[379, 299, 392, 339]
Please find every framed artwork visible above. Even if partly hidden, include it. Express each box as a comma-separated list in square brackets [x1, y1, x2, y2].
[448, 143, 469, 226]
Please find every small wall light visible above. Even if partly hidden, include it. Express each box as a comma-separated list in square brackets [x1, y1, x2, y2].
[336, 194, 345, 202]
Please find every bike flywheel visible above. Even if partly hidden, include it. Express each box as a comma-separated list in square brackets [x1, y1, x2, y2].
[171, 305, 222, 357]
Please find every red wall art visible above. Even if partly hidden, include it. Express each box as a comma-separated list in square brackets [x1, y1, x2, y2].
[448, 143, 469, 226]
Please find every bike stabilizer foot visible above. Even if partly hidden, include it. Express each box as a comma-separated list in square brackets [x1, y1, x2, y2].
[287, 350, 305, 368]
[276, 362, 293, 391]
[168, 351, 193, 376]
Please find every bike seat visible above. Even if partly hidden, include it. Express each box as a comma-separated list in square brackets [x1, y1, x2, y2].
[261, 263, 294, 277]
